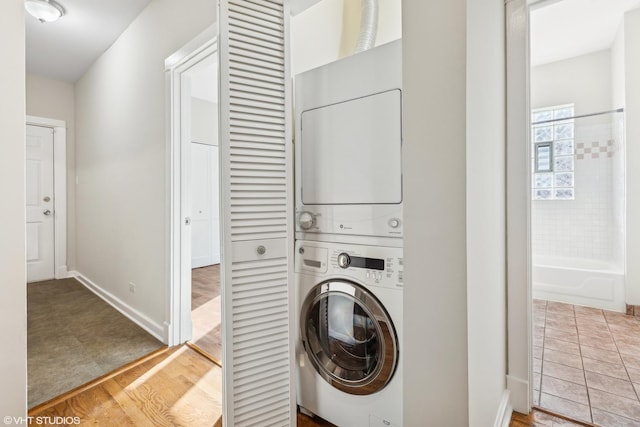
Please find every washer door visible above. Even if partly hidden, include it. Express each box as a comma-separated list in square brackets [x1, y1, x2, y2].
[300, 279, 399, 395]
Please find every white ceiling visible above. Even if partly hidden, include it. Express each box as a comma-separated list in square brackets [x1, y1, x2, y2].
[33, 0, 638, 82]
[531, 0, 640, 66]
[26, 0, 153, 82]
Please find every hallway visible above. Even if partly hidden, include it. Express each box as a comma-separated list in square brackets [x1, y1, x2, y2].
[27, 278, 163, 408]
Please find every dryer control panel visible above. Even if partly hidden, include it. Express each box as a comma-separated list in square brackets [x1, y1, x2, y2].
[295, 241, 403, 290]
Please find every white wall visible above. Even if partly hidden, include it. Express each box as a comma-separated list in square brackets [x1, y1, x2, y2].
[402, 0, 470, 425]
[291, 0, 344, 75]
[74, 0, 216, 335]
[291, 0, 402, 75]
[625, 9, 640, 304]
[26, 73, 77, 271]
[466, 0, 507, 425]
[531, 50, 618, 264]
[0, 0, 27, 419]
[532, 50, 612, 115]
[612, 24, 626, 110]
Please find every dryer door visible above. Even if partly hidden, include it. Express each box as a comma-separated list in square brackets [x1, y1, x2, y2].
[301, 279, 398, 395]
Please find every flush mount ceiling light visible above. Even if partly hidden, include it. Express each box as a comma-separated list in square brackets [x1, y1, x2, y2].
[25, 0, 65, 23]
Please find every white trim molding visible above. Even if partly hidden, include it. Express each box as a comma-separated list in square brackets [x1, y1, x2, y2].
[506, 0, 533, 414]
[507, 375, 530, 415]
[26, 115, 68, 280]
[494, 389, 513, 427]
[70, 271, 165, 342]
[165, 25, 218, 346]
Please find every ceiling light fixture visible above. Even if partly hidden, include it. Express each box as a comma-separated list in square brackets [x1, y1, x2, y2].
[25, 0, 65, 23]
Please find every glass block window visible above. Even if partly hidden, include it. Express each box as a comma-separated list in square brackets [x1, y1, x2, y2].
[531, 104, 575, 200]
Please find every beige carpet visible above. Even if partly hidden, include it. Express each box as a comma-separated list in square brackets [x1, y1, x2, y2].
[27, 278, 164, 408]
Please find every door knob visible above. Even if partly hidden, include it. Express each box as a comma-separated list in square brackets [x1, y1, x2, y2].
[43, 209, 52, 216]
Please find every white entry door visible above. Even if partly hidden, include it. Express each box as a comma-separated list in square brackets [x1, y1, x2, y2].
[191, 142, 220, 267]
[26, 125, 55, 283]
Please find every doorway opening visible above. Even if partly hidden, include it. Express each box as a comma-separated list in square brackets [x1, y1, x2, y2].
[525, 0, 638, 424]
[166, 28, 222, 365]
[184, 55, 222, 364]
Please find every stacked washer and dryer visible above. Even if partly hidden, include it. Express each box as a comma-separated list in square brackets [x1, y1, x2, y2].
[294, 40, 404, 427]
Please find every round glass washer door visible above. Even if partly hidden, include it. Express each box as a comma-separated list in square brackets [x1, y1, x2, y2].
[300, 279, 399, 395]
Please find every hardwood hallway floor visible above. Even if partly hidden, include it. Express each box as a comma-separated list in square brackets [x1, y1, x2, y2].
[190, 265, 222, 364]
[29, 345, 222, 426]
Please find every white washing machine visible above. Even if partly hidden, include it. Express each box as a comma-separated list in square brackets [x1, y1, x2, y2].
[295, 240, 403, 427]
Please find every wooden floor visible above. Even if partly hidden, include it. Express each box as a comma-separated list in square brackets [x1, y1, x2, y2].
[191, 265, 222, 364]
[297, 413, 335, 426]
[510, 408, 593, 426]
[29, 346, 222, 426]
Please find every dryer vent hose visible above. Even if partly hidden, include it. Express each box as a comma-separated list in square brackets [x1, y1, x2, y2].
[354, 0, 379, 54]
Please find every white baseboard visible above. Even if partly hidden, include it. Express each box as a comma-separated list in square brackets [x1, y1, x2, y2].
[494, 389, 513, 427]
[70, 271, 165, 343]
[163, 321, 173, 346]
[55, 265, 69, 279]
[507, 374, 530, 414]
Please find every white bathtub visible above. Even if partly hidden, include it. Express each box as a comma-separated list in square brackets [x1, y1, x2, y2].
[532, 256, 625, 312]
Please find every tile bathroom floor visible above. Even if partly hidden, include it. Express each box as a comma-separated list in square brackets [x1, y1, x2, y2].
[534, 299, 640, 426]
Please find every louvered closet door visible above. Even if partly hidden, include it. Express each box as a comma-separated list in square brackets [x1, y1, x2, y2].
[218, 1, 294, 426]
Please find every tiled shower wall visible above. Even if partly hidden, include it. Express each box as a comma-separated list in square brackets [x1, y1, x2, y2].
[532, 117, 623, 264]
[531, 49, 625, 267]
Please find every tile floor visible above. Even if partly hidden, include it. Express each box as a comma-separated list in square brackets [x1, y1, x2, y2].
[534, 299, 640, 426]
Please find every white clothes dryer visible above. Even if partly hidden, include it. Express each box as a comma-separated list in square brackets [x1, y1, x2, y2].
[295, 240, 403, 427]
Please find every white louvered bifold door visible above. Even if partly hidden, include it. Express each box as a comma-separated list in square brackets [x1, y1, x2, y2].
[218, 1, 294, 426]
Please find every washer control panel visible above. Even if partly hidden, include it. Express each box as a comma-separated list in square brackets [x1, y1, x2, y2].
[295, 240, 403, 289]
[295, 207, 403, 238]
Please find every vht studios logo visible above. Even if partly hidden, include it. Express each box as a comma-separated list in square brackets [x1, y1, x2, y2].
[4, 416, 80, 426]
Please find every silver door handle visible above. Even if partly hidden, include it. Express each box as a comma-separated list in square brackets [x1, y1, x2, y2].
[43, 210, 52, 216]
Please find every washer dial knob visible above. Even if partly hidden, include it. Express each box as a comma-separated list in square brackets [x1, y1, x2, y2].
[298, 211, 316, 230]
[337, 253, 351, 269]
[389, 218, 401, 228]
